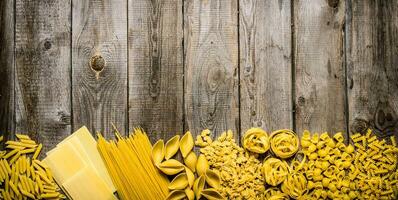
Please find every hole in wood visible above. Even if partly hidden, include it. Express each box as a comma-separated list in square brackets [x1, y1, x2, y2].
[90, 55, 105, 72]
[327, 0, 339, 8]
[44, 41, 52, 50]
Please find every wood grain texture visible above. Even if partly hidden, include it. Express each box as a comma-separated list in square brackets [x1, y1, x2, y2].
[347, 0, 398, 139]
[184, 0, 239, 138]
[0, 0, 14, 142]
[72, 0, 128, 138]
[128, 0, 184, 142]
[15, 0, 71, 153]
[294, 0, 347, 137]
[239, 0, 292, 133]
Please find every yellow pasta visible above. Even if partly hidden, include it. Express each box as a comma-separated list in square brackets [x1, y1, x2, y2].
[97, 128, 169, 200]
[242, 127, 270, 154]
[0, 134, 63, 199]
[32, 143, 42, 160]
[270, 129, 299, 158]
[9, 181, 20, 197]
[262, 158, 289, 186]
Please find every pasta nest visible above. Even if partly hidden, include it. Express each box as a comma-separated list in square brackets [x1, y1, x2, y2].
[281, 172, 308, 199]
[270, 129, 299, 159]
[242, 127, 270, 154]
[263, 187, 289, 200]
[262, 157, 289, 186]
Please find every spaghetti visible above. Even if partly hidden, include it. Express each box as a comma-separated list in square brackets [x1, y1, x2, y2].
[97, 128, 169, 200]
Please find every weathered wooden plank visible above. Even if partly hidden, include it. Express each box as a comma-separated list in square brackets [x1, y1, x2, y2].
[15, 0, 71, 153]
[184, 0, 239, 138]
[0, 0, 14, 142]
[128, 0, 184, 142]
[347, 0, 398, 139]
[72, 0, 128, 138]
[294, 0, 347, 137]
[239, 0, 292, 133]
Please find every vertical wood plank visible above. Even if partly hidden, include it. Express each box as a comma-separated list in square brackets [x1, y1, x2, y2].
[184, 0, 239, 138]
[348, 1, 398, 139]
[72, 0, 128, 137]
[15, 0, 71, 153]
[128, 0, 184, 142]
[294, 0, 347, 137]
[239, 0, 292, 133]
[0, 0, 14, 142]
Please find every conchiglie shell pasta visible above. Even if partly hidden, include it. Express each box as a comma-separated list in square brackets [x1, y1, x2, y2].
[165, 135, 180, 160]
[184, 151, 197, 172]
[205, 169, 221, 189]
[168, 173, 188, 190]
[185, 188, 195, 200]
[152, 139, 165, 165]
[185, 167, 195, 187]
[165, 190, 186, 200]
[201, 188, 224, 200]
[157, 159, 185, 175]
[196, 154, 209, 176]
[193, 175, 205, 199]
[180, 131, 194, 158]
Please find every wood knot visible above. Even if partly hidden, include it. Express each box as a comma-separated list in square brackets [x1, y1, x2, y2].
[90, 55, 105, 72]
[374, 102, 397, 137]
[327, 0, 339, 8]
[44, 41, 52, 50]
[297, 96, 305, 106]
[351, 118, 368, 134]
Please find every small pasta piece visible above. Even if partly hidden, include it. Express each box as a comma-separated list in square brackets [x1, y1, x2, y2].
[40, 192, 59, 198]
[20, 188, 35, 199]
[3, 149, 18, 160]
[9, 152, 21, 165]
[9, 181, 20, 196]
[32, 143, 42, 160]
[19, 148, 35, 155]
[15, 134, 30, 140]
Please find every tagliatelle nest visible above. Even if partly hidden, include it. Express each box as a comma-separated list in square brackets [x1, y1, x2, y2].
[270, 129, 299, 159]
[242, 128, 270, 154]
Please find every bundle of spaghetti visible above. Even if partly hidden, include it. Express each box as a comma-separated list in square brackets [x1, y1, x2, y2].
[97, 128, 169, 200]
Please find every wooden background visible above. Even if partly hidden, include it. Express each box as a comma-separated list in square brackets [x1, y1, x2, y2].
[0, 0, 397, 153]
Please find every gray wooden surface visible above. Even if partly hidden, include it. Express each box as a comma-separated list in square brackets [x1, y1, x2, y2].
[72, 0, 128, 138]
[0, 0, 14, 145]
[15, 0, 71, 153]
[128, 0, 184, 141]
[294, 0, 347, 139]
[184, 0, 240, 139]
[347, 0, 398, 138]
[239, 0, 293, 133]
[1, 0, 397, 149]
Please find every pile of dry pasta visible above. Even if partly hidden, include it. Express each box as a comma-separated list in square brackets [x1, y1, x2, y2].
[0, 134, 64, 200]
[152, 131, 223, 200]
[3, 127, 397, 200]
[163, 127, 398, 200]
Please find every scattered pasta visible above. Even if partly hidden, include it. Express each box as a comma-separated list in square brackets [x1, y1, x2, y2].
[0, 134, 64, 200]
[198, 130, 265, 199]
